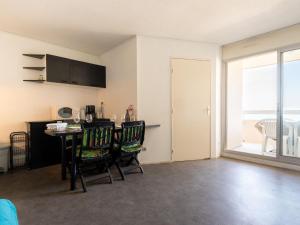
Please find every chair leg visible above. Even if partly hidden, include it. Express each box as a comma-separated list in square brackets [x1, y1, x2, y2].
[287, 137, 292, 156]
[107, 167, 113, 184]
[115, 161, 125, 180]
[134, 156, 144, 174]
[104, 161, 113, 184]
[262, 137, 268, 154]
[126, 157, 135, 166]
[297, 137, 300, 158]
[78, 168, 87, 192]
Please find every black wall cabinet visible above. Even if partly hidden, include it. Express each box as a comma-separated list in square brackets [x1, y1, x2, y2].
[46, 55, 70, 84]
[46, 54, 106, 88]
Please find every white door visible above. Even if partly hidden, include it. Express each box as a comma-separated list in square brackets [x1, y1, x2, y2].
[171, 58, 211, 161]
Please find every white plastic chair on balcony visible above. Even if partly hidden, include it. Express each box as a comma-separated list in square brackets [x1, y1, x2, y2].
[293, 122, 300, 157]
[255, 119, 293, 154]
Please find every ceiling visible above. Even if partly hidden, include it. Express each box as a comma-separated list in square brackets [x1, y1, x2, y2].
[0, 0, 300, 55]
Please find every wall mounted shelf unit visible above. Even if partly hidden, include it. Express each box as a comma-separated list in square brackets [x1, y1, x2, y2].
[22, 53, 106, 87]
[23, 66, 45, 71]
[23, 53, 46, 82]
[23, 79, 46, 83]
[22, 54, 45, 59]
[46, 54, 106, 88]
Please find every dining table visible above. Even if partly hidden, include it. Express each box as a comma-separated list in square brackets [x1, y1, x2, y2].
[44, 124, 124, 190]
[44, 122, 160, 191]
[45, 128, 82, 190]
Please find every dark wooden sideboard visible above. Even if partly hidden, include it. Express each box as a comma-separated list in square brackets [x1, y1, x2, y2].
[27, 121, 62, 169]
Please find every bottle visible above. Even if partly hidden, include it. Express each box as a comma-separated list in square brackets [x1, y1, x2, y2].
[100, 102, 105, 119]
[125, 109, 130, 122]
[80, 108, 86, 120]
[128, 105, 135, 121]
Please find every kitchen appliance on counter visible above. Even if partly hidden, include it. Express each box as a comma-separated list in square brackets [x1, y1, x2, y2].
[51, 106, 79, 120]
[85, 105, 96, 121]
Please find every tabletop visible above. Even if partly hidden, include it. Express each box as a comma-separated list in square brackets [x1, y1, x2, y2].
[44, 128, 82, 137]
[45, 123, 160, 136]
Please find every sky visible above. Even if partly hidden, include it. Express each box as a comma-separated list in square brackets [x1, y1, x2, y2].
[243, 60, 300, 111]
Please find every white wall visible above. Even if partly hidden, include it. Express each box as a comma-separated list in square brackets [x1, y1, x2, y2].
[99, 38, 137, 120]
[0, 31, 222, 164]
[0, 31, 103, 143]
[136, 36, 221, 163]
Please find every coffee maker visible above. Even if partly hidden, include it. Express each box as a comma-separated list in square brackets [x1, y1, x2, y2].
[85, 105, 96, 120]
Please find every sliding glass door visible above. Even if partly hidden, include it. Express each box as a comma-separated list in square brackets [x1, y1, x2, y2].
[225, 45, 300, 165]
[279, 48, 300, 162]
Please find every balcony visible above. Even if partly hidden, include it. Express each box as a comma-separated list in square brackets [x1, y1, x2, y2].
[229, 110, 300, 158]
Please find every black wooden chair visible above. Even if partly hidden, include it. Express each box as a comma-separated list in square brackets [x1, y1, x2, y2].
[66, 119, 110, 149]
[114, 121, 145, 180]
[65, 119, 111, 173]
[94, 118, 111, 123]
[76, 121, 115, 192]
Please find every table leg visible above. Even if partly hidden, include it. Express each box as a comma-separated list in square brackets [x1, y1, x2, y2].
[70, 134, 77, 191]
[114, 130, 121, 143]
[60, 136, 67, 180]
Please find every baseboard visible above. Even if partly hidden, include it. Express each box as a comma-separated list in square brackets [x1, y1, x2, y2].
[222, 152, 300, 172]
[141, 156, 221, 165]
[141, 160, 172, 165]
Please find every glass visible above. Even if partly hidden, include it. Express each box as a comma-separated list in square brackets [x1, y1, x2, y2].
[121, 114, 125, 123]
[73, 111, 80, 124]
[226, 51, 277, 157]
[86, 114, 93, 123]
[111, 114, 117, 122]
[130, 114, 136, 122]
[281, 49, 300, 158]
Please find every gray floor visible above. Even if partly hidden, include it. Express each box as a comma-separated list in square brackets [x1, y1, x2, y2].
[1, 158, 300, 225]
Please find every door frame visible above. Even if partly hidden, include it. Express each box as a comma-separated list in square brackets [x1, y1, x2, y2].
[170, 57, 213, 161]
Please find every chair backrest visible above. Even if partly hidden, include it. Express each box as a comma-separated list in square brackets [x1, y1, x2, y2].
[120, 121, 145, 148]
[255, 119, 292, 139]
[79, 121, 115, 158]
[94, 118, 110, 122]
[255, 119, 277, 140]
